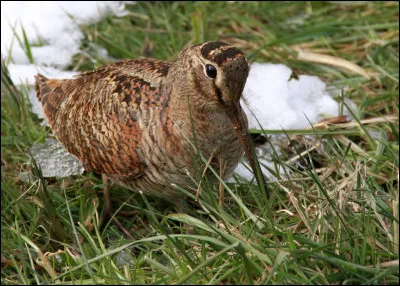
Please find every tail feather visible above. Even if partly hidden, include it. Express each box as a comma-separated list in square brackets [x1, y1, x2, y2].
[34, 74, 67, 126]
[35, 73, 49, 102]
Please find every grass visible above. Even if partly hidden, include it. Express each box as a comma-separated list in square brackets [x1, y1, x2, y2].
[1, 1, 399, 284]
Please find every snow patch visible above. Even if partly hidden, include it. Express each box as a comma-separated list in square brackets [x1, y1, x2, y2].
[1, 1, 131, 68]
[241, 63, 350, 130]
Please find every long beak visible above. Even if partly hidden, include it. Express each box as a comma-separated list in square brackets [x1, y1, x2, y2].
[226, 102, 269, 198]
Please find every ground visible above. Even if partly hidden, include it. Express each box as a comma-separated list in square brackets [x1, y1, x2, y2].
[1, 2, 399, 284]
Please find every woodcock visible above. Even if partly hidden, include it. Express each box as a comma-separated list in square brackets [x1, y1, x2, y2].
[35, 41, 267, 205]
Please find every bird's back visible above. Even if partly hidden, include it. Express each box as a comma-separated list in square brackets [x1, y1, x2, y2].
[35, 58, 172, 180]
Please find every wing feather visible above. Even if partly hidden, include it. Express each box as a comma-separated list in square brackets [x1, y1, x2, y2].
[35, 59, 172, 179]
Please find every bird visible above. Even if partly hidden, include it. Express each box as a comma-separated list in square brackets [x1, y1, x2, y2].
[35, 41, 268, 228]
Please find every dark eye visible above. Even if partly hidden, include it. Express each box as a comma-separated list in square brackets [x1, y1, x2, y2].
[205, 64, 217, 79]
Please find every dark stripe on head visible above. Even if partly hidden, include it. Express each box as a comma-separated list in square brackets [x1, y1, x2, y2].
[200, 42, 244, 67]
[212, 47, 243, 66]
[200, 41, 230, 58]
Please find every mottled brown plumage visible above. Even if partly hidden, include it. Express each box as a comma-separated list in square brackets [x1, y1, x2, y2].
[35, 41, 267, 202]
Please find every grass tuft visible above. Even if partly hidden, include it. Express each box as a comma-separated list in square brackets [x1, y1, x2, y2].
[1, 2, 399, 284]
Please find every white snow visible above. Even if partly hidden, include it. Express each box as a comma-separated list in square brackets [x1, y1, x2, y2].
[7, 64, 78, 85]
[241, 63, 347, 130]
[1, 1, 130, 68]
[234, 63, 353, 182]
[2, 2, 353, 182]
[1, 1, 131, 121]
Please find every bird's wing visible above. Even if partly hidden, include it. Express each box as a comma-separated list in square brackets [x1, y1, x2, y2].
[35, 58, 172, 179]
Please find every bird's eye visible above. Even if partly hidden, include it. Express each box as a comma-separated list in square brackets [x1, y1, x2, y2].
[205, 64, 217, 79]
